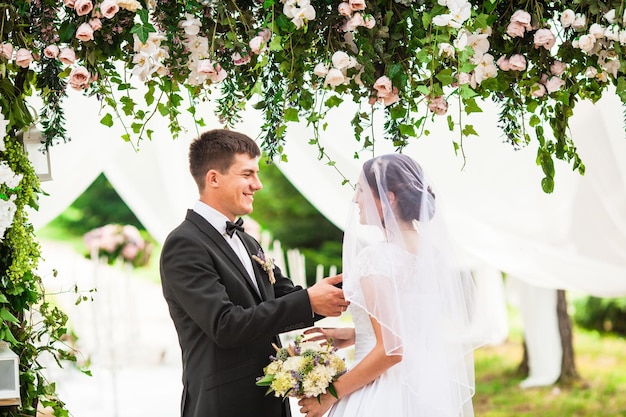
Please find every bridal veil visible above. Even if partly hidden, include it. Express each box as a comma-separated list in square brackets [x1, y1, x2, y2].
[342, 153, 480, 417]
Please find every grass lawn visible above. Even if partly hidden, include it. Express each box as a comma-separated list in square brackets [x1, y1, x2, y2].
[474, 326, 626, 417]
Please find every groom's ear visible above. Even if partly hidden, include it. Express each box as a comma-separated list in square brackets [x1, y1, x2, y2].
[206, 170, 219, 188]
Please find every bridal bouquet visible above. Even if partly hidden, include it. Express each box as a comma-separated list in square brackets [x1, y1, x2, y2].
[256, 335, 347, 399]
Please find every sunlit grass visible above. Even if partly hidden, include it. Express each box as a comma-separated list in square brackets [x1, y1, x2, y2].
[474, 322, 626, 417]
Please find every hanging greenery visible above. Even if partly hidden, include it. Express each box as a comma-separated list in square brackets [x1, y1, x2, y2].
[2, 0, 626, 414]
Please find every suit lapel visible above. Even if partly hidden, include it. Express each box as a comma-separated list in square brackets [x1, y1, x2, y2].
[238, 232, 272, 301]
[186, 210, 263, 300]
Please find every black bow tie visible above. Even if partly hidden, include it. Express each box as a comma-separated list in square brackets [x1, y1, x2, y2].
[225, 218, 244, 237]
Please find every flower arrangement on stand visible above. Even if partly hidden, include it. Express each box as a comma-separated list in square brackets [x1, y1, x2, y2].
[83, 224, 153, 268]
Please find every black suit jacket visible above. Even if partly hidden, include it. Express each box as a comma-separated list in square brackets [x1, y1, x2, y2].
[160, 210, 316, 417]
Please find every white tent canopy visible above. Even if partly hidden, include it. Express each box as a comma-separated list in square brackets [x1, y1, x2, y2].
[28, 88, 626, 388]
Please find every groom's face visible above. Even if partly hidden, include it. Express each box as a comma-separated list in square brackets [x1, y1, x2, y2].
[210, 153, 263, 220]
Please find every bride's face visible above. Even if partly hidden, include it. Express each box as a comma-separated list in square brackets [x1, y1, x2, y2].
[354, 179, 383, 226]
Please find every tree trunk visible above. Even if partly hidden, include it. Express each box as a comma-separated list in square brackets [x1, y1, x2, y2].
[518, 289, 579, 384]
[557, 289, 579, 384]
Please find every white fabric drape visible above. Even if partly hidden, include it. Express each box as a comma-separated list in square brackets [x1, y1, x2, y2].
[28, 88, 626, 389]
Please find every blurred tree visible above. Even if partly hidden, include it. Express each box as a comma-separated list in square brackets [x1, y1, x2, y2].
[52, 173, 144, 235]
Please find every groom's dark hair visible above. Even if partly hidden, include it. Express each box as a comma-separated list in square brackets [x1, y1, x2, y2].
[189, 129, 261, 190]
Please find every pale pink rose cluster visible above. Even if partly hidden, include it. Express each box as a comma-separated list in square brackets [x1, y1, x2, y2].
[432, 0, 471, 29]
[178, 14, 229, 86]
[249, 29, 271, 55]
[570, 8, 626, 80]
[496, 54, 526, 72]
[281, 0, 316, 29]
[530, 72, 566, 97]
[69, 65, 95, 90]
[427, 96, 448, 115]
[371, 76, 399, 107]
[338, 0, 375, 32]
[0, 43, 36, 69]
[314, 50, 361, 88]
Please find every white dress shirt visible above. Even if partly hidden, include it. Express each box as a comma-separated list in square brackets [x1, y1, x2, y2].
[192, 201, 260, 295]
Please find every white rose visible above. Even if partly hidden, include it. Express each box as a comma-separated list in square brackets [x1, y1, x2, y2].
[313, 62, 328, 77]
[577, 34, 596, 53]
[619, 30, 626, 45]
[589, 23, 605, 39]
[560, 9, 575, 27]
[324, 68, 345, 87]
[604, 9, 616, 24]
[584, 66, 598, 78]
[572, 14, 587, 30]
[331, 50, 350, 70]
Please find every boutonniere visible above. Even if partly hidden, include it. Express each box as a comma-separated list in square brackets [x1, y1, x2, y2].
[252, 249, 276, 284]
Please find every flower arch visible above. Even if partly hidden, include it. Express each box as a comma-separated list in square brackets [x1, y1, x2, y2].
[1, 0, 626, 414]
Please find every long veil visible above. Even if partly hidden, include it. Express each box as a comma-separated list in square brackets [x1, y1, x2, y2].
[342, 154, 480, 417]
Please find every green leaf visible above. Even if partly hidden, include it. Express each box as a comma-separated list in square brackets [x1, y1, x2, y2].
[130, 10, 156, 44]
[398, 123, 416, 136]
[462, 124, 478, 137]
[435, 68, 455, 86]
[0, 308, 19, 323]
[0, 294, 8, 303]
[269, 35, 282, 52]
[100, 113, 114, 127]
[284, 108, 299, 122]
[463, 98, 482, 114]
[256, 374, 274, 386]
[325, 95, 343, 108]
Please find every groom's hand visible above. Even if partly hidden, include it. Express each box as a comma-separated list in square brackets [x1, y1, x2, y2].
[306, 274, 348, 317]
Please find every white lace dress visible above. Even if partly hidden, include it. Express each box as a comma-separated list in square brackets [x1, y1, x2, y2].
[328, 301, 408, 417]
[328, 246, 412, 417]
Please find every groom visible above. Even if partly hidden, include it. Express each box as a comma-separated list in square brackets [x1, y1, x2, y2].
[160, 129, 346, 417]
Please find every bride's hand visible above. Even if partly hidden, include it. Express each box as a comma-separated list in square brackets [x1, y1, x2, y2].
[303, 327, 355, 349]
[298, 393, 336, 417]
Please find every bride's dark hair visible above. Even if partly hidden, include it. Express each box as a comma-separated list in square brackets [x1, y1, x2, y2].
[362, 154, 436, 221]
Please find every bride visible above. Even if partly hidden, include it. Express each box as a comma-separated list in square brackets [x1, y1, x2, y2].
[298, 154, 479, 417]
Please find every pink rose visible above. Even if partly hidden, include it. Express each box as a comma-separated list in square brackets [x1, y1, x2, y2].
[530, 83, 546, 97]
[63, 0, 75, 7]
[89, 18, 103, 31]
[550, 60, 566, 76]
[349, 0, 366, 11]
[69, 65, 91, 90]
[544, 76, 565, 93]
[510, 10, 532, 29]
[74, 0, 93, 16]
[381, 88, 400, 106]
[428, 96, 448, 115]
[76, 22, 95, 41]
[496, 56, 511, 71]
[258, 28, 272, 43]
[59, 47, 77, 65]
[100, 0, 119, 18]
[15, 48, 33, 68]
[363, 14, 376, 29]
[345, 12, 364, 31]
[508, 54, 527, 71]
[324, 68, 345, 87]
[534, 28, 556, 50]
[197, 59, 217, 75]
[249, 36, 266, 54]
[231, 52, 251, 66]
[373, 76, 393, 97]
[338, 2, 352, 17]
[506, 21, 526, 38]
[43, 45, 60, 59]
[0, 43, 13, 60]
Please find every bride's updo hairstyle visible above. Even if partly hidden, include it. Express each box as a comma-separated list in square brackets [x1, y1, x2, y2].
[362, 154, 436, 221]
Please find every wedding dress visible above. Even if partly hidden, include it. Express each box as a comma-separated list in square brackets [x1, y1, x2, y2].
[334, 154, 479, 417]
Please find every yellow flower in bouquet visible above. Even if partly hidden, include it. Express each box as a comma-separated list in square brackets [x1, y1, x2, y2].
[256, 336, 347, 399]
